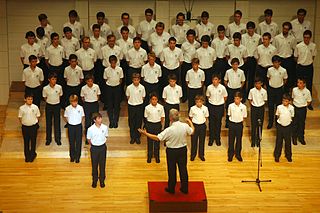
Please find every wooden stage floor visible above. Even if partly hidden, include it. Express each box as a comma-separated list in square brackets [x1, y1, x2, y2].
[0, 91, 320, 212]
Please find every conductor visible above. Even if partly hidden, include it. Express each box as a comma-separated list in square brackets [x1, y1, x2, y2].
[139, 109, 194, 194]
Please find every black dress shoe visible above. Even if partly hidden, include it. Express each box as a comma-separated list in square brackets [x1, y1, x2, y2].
[114, 122, 118, 128]
[100, 181, 105, 188]
[275, 158, 280, 162]
[30, 153, 37, 162]
[45, 141, 51, 146]
[165, 187, 175, 194]
[147, 158, 151, 163]
[225, 123, 229, 128]
[155, 158, 160, 163]
[190, 157, 195, 161]
[308, 105, 313, 110]
[25, 158, 30, 163]
[130, 139, 135, 144]
[109, 123, 114, 128]
[180, 188, 188, 194]
[199, 156, 205, 161]
[292, 137, 298, 145]
[228, 157, 233, 162]
[216, 140, 221, 146]
[299, 139, 306, 145]
[92, 181, 97, 188]
[75, 159, 80, 163]
[85, 140, 89, 145]
[286, 157, 292, 162]
[235, 155, 243, 162]
[251, 143, 255, 147]
[56, 141, 62, 146]
[267, 123, 273, 129]
[136, 138, 141, 144]
[208, 141, 213, 146]
[70, 158, 75, 162]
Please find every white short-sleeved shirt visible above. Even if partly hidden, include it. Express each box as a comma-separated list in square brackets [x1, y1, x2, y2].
[294, 42, 317, 66]
[144, 103, 165, 123]
[157, 121, 193, 148]
[186, 69, 205, 89]
[181, 40, 200, 63]
[64, 104, 84, 125]
[42, 84, 63, 105]
[226, 22, 246, 38]
[292, 87, 312, 108]
[63, 21, 84, 40]
[276, 104, 294, 126]
[87, 123, 108, 146]
[115, 25, 136, 40]
[37, 24, 54, 39]
[45, 45, 64, 66]
[89, 23, 113, 39]
[126, 47, 148, 68]
[141, 63, 162, 84]
[211, 37, 230, 58]
[60, 37, 80, 59]
[290, 19, 312, 43]
[160, 47, 183, 70]
[20, 43, 42, 65]
[75, 47, 97, 71]
[254, 44, 277, 67]
[18, 103, 40, 126]
[267, 66, 288, 88]
[36, 37, 49, 58]
[248, 87, 267, 107]
[64, 65, 84, 86]
[103, 66, 123, 86]
[22, 66, 44, 88]
[171, 24, 190, 44]
[101, 45, 123, 67]
[148, 31, 171, 57]
[206, 84, 228, 105]
[116, 38, 133, 57]
[136, 20, 157, 41]
[163, 84, 182, 104]
[189, 105, 209, 124]
[126, 83, 146, 105]
[80, 84, 101, 102]
[224, 68, 245, 89]
[228, 102, 247, 123]
[90, 36, 107, 59]
[225, 44, 248, 67]
[195, 46, 217, 69]
[241, 33, 261, 57]
[273, 33, 296, 58]
[195, 22, 215, 40]
[257, 21, 279, 39]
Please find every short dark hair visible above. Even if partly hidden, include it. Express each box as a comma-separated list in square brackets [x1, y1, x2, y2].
[69, 54, 78, 61]
[195, 95, 205, 102]
[120, 26, 129, 33]
[133, 36, 142, 42]
[92, 24, 101, 31]
[149, 92, 158, 100]
[145, 8, 153, 15]
[303, 30, 312, 37]
[201, 35, 210, 43]
[297, 77, 306, 84]
[176, 12, 185, 19]
[92, 112, 102, 121]
[107, 34, 116, 40]
[168, 37, 176, 43]
[272, 55, 281, 62]
[50, 32, 59, 40]
[109, 55, 117, 63]
[69, 10, 78, 18]
[217, 25, 225, 32]
[186, 29, 196, 36]
[282, 22, 292, 30]
[28, 55, 37, 62]
[25, 31, 35, 39]
[191, 58, 199, 64]
[212, 73, 221, 80]
[155, 22, 165, 29]
[132, 72, 141, 79]
[36, 27, 45, 37]
[85, 74, 94, 81]
[231, 58, 240, 65]
[24, 93, 34, 99]
[233, 32, 242, 40]
[234, 10, 242, 17]
[234, 91, 242, 98]
[264, 9, 273, 16]
[63, 26, 72, 34]
[297, 8, 307, 16]
[96, 12, 105, 19]
[254, 77, 262, 83]
[38, 13, 48, 21]
[48, 72, 57, 79]
[201, 11, 209, 18]
[282, 93, 291, 101]
[262, 32, 271, 39]
[168, 73, 177, 81]
[121, 12, 129, 19]
[246, 21, 256, 29]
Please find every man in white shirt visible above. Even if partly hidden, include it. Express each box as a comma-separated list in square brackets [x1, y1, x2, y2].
[148, 22, 171, 63]
[115, 13, 136, 40]
[75, 37, 97, 78]
[61, 27, 80, 69]
[291, 8, 312, 43]
[171, 12, 190, 48]
[257, 9, 279, 40]
[139, 109, 194, 194]
[136, 8, 157, 52]
[226, 10, 246, 38]
[63, 10, 84, 41]
[89, 12, 113, 39]
[101, 35, 123, 68]
[195, 11, 215, 42]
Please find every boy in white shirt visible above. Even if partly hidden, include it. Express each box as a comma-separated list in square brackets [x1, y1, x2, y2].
[76, 37, 97, 80]
[257, 9, 279, 40]
[64, 94, 84, 163]
[170, 12, 190, 48]
[63, 10, 84, 41]
[226, 10, 246, 38]
[148, 22, 171, 63]
[195, 11, 215, 42]
[290, 8, 312, 43]
[144, 93, 165, 163]
[101, 35, 123, 69]
[20, 31, 41, 69]
[89, 12, 113, 39]
[274, 94, 294, 162]
[227, 91, 247, 162]
[37, 13, 54, 39]
[115, 12, 136, 40]
[137, 8, 157, 52]
[18, 93, 40, 162]
[61, 27, 80, 69]
[189, 95, 209, 161]
[36, 27, 49, 82]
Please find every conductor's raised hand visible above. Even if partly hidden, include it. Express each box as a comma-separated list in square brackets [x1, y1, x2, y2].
[138, 128, 147, 135]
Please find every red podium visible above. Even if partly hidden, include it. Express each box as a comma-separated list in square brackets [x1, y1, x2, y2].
[148, 181, 207, 213]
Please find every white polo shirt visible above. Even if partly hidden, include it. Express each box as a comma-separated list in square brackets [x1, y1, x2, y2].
[18, 103, 40, 126]
[42, 84, 63, 105]
[90, 36, 107, 59]
[273, 33, 296, 58]
[87, 123, 108, 146]
[224, 68, 245, 89]
[228, 102, 247, 123]
[248, 87, 267, 107]
[267, 66, 288, 88]
[195, 46, 217, 69]
[126, 47, 148, 68]
[290, 19, 312, 43]
[241, 33, 261, 57]
[101, 45, 123, 67]
[115, 24, 136, 40]
[195, 22, 215, 40]
[254, 44, 277, 67]
[36, 37, 49, 58]
[60, 37, 80, 59]
[181, 40, 200, 63]
[116, 38, 133, 57]
[20, 43, 42, 65]
[226, 22, 246, 38]
[64, 104, 84, 125]
[294, 42, 317, 66]
[136, 19, 157, 41]
[80, 84, 101, 102]
[189, 105, 209, 125]
[75, 47, 97, 71]
[89, 23, 113, 39]
[257, 21, 279, 39]
[37, 24, 54, 39]
[160, 47, 183, 70]
[211, 37, 230, 58]
[144, 103, 165, 123]
[64, 65, 84, 86]
[186, 68, 205, 89]
[148, 31, 171, 57]
[103, 66, 123, 86]
[126, 83, 146, 105]
[206, 83, 228, 105]
[276, 104, 294, 126]
[171, 23, 190, 44]
[22, 66, 44, 88]
[225, 44, 248, 67]
[157, 121, 193, 148]
[63, 21, 84, 40]
[292, 87, 312, 108]
[163, 84, 182, 104]
[45, 45, 64, 66]
[141, 63, 162, 84]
